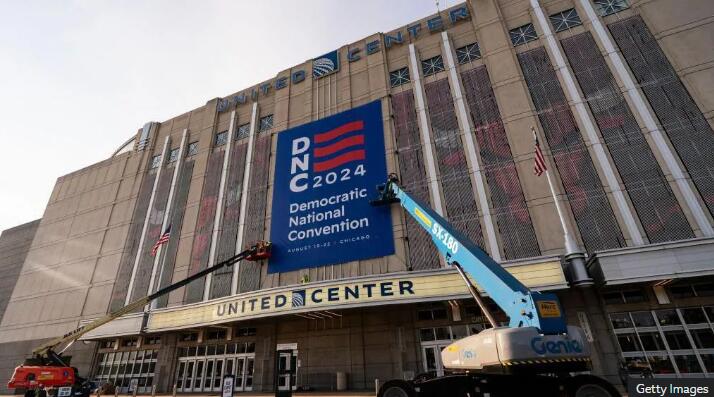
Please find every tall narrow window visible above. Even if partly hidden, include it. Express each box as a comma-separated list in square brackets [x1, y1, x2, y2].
[550, 9, 582, 33]
[421, 55, 445, 76]
[215, 131, 228, 146]
[390, 67, 410, 87]
[236, 123, 251, 139]
[259, 115, 273, 132]
[150, 155, 162, 169]
[510, 24, 537, 46]
[456, 43, 481, 64]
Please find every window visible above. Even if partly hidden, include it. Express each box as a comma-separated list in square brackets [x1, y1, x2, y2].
[235, 327, 257, 337]
[691, 329, 714, 349]
[549, 9, 582, 33]
[622, 289, 646, 303]
[421, 55, 445, 76]
[610, 313, 632, 329]
[631, 311, 656, 327]
[664, 330, 692, 350]
[168, 148, 179, 163]
[206, 329, 227, 340]
[389, 67, 410, 87]
[122, 338, 138, 347]
[215, 131, 228, 146]
[617, 333, 641, 352]
[101, 340, 117, 349]
[593, 0, 629, 16]
[186, 141, 199, 157]
[639, 332, 666, 351]
[417, 307, 448, 321]
[236, 123, 251, 139]
[694, 282, 714, 297]
[456, 42, 481, 64]
[180, 332, 198, 342]
[150, 155, 162, 169]
[510, 23, 538, 46]
[648, 355, 675, 374]
[669, 285, 695, 299]
[655, 309, 681, 326]
[144, 336, 161, 346]
[259, 114, 273, 132]
[673, 355, 702, 373]
[681, 308, 707, 324]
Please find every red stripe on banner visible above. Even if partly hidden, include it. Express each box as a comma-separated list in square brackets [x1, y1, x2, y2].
[314, 120, 364, 143]
[314, 135, 364, 157]
[313, 149, 365, 172]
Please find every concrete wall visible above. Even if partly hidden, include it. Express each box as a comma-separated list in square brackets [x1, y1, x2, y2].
[0, 220, 40, 324]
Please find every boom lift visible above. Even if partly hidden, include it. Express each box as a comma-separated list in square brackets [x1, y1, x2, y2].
[8, 241, 272, 397]
[371, 175, 619, 397]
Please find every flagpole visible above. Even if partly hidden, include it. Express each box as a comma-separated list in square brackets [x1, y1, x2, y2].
[532, 126, 592, 286]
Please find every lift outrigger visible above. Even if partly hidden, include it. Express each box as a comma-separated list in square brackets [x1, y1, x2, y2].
[8, 241, 272, 397]
[371, 175, 619, 397]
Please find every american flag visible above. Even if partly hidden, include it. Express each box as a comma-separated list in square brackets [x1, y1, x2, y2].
[532, 127, 547, 177]
[151, 225, 171, 256]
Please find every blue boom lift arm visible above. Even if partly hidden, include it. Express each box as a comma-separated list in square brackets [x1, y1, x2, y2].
[371, 175, 567, 335]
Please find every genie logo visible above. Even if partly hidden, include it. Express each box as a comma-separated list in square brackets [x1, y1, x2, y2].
[530, 337, 583, 355]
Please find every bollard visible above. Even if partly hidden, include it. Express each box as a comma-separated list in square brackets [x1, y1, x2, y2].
[375, 378, 380, 396]
[114, 386, 119, 397]
[172, 385, 177, 397]
[132, 386, 137, 397]
[151, 385, 156, 397]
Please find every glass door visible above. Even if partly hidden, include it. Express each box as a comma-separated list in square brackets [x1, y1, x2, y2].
[277, 351, 292, 391]
[175, 362, 186, 392]
[183, 361, 194, 393]
[192, 360, 205, 392]
[234, 357, 245, 391]
[422, 344, 450, 376]
[212, 359, 224, 391]
[203, 360, 214, 391]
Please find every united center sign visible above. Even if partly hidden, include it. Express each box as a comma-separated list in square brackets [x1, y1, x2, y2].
[144, 262, 567, 333]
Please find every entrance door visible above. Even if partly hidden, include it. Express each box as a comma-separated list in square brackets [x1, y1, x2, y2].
[193, 360, 205, 392]
[276, 350, 297, 391]
[212, 359, 224, 391]
[183, 361, 194, 393]
[422, 344, 450, 377]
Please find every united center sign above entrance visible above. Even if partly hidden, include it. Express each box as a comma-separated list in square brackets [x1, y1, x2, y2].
[146, 261, 567, 332]
[216, 5, 471, 112]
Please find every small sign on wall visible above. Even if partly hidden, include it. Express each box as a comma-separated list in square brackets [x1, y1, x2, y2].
[222, 375, 235, 397]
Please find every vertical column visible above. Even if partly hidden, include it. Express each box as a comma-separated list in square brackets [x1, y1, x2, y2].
[578, 0, 713, 237]
[232, 102, 259, 295]
[440, 31, 501, 261]
[148, 129, 188, 306]
[408, 43, 445, 216]
[125, 135, 170, 305]
[529, 0, 644, 245]
[203, 111, 237, 300]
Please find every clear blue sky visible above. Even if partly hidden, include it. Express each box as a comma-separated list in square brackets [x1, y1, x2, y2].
[0, 0, 450, 231]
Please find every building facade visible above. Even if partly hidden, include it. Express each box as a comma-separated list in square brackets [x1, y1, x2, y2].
[2, 0, 714, 393]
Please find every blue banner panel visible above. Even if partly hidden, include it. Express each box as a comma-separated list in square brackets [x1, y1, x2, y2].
[269, 100, 394, 273]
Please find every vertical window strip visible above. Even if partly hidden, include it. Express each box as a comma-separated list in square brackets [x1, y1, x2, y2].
[609, 16, 714, 219]
[518, 47, 624, 252]
[424, 78, 486, 249]
[560, 31, 693, 243]
[460, 65, 541, 259]
[391, 90, 440, 270]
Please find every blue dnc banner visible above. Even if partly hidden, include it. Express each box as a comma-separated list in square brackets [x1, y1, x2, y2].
[268, 100, 394, 273]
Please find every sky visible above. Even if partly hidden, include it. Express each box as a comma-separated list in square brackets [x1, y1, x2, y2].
[0, 0, 448, 232]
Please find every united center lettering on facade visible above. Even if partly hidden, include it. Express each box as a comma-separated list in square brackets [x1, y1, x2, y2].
[216, 5, 471, 112]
